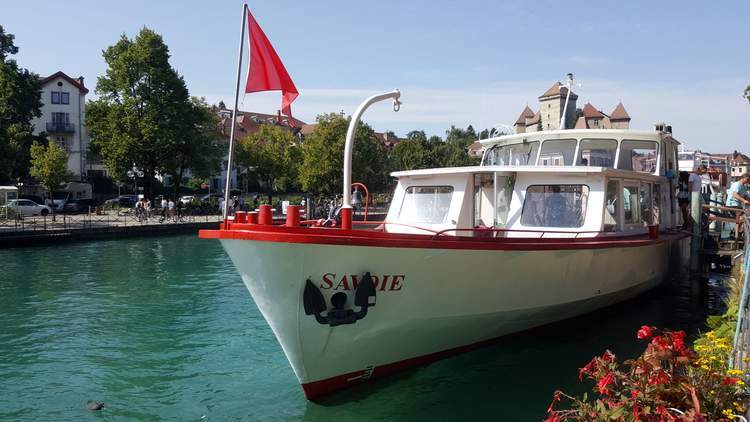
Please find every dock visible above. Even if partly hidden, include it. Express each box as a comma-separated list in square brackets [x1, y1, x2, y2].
[0, 213, 222, 248]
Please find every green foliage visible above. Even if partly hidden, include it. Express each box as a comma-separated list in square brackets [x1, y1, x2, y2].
[86, 28, 199, 197]
[299, 113, 389, 194]
[29, 141, 73, 191]
[0, 25, 42, 184]
[166, 96, 224, 194]
[389, 125, 480, 171]
[236, 124, 301, 196]
[745, 85, 750, 104]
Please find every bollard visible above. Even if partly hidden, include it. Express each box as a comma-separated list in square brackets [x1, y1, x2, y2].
[235, 211, 247, 224]
[247, 211, 258, 224]
[648, 224, 659, 239]
[258, 205, 273, 225]
[286, 205, 300, 227]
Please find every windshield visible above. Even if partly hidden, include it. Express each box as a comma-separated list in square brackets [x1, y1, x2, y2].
[483, 142, 539, 166]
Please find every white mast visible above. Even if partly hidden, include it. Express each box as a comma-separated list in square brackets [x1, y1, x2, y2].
[559, 72, 574, 130]
[222, 4, 248, 220]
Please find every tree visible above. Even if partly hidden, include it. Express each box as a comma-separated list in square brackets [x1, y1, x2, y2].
[299, 113, 389, 195]
[389, 133, 432, 171]
[745, 85, 750, 104]
[29, 141, 73, 194]
[165, 97, 224, 195]
[236, 124, 301, 202]
[0, 25, 43, 184]
[86, 28, 194, 198]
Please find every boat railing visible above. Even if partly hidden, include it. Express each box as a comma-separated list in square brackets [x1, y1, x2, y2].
[430, 227, 603, 240]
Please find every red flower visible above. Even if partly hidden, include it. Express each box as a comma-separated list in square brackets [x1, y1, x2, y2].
[547, 390, 561, 413]
[637, 325, 653, 340]
[597, 372, 615, 395]
[722, 377, 739, 385]
[673, 336, 685, 353]
[544, 412, 561, 422]
[601, 350, 616, 363]
[631, 390, 640, 422]
[648, 370, 671, 386]
[579, 357, 598, 381]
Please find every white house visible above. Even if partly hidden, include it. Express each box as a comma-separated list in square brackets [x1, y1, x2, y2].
[31, 71, 91, 180]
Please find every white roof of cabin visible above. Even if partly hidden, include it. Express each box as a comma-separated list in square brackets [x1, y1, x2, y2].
[391, 165, 665, 182]
[478, 129, 672, 147]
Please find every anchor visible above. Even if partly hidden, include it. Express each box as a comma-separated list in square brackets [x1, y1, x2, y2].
[303, 272, 376, 327]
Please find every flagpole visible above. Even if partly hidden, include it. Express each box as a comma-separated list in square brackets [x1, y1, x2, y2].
[223, 3, 248, 221]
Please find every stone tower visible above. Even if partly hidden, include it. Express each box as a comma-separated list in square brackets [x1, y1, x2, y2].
[538, 82, 578, 130]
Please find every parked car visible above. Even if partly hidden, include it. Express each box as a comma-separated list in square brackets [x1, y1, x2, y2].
[61, 198, 95, 214]
[179, 195, 195, 205]
[104, 195, 138, 208]
[19, 194, 45, 205]
[2, 199, 51, 217]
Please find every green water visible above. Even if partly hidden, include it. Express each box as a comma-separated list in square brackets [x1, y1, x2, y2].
[0, 236, 720, 421]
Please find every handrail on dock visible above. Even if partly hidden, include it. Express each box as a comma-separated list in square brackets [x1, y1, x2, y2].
[730, 215, 750, 369]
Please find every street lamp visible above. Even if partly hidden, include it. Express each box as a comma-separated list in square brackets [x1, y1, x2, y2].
[126, 166, 144, 196]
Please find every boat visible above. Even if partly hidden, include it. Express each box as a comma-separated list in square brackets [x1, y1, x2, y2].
[200, 89, 691, 400]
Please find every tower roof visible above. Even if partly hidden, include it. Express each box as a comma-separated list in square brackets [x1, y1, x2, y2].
[582, 102, 606, 119]
[538, 81, 578, 100]
[514, 105, 536, 125]
[610, 102, 631, 120]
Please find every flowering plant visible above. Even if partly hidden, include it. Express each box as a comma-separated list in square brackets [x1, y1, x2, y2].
[545, 327, 748, 421]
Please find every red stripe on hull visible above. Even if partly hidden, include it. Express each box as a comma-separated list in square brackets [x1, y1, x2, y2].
[200, 225, 689, 252]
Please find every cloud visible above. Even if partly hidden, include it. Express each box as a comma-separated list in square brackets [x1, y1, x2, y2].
[197, 78, 749, 151]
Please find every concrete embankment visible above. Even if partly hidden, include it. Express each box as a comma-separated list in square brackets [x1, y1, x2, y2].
[0, 220, 220, 249]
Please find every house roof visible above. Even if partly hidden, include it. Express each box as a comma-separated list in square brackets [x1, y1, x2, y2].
[514, 105, 536, 125]
[538, 81, 578, 100]
[525, 111, 541, 125]
[467, 141, 483, 151]
[582, 102, 606, 119]
[218, 109, 306, 139]
[42, 71, 89, 94]
[610, 102, 631, 120]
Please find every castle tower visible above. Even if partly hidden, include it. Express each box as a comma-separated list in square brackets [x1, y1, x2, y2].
[609, 102, 631, 129]
[513, 105, 536, 134]
[538, 82, 578, 130]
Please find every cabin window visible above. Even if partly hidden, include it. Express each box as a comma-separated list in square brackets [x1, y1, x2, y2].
[577, 139, 617, 167]
[538, 139, 577, 166]
[484, 142, 539, 166]
[623, 183, 640, 224]
[604, 179, 620, 232]
[640, 182, 653, 225]
[399, 186, 454, 224]
[618, 140, 658, 173]
[520, 184, 589, 228]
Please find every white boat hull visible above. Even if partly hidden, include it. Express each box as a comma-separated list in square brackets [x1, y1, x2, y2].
[219, 235, 688, 399]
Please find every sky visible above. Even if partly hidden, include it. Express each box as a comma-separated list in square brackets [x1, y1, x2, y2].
[4, 0, 749, 151]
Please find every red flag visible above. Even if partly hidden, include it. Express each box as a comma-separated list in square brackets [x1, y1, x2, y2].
[245, 9, 299, 122]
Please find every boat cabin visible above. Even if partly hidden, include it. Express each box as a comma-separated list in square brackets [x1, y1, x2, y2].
[385, 129, 682, 238]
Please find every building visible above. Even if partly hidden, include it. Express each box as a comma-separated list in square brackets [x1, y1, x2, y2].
[31, 71, 91, 180]
[713, 151, 750, 180]
[514, 81, 631, 133]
